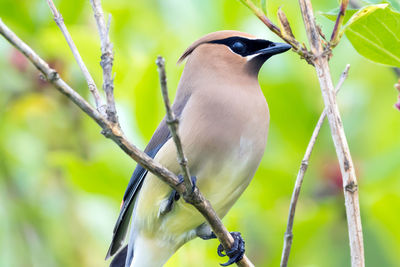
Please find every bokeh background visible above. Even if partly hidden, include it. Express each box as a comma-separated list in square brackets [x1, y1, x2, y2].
[0, 0, 399, 266]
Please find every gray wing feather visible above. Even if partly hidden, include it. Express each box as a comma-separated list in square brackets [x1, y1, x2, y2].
[106, 92, 190, 260]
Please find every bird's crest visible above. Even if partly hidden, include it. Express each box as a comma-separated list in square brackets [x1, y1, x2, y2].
[177, 30, 256, 64]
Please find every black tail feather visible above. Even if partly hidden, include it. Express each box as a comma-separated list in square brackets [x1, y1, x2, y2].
[110, 245, 128, 267]
[105, 195, 136, 260]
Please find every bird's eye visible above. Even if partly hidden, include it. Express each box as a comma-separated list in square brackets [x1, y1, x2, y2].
[231, 41, 246, 54]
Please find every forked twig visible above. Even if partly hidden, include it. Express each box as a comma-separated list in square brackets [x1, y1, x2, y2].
[0, 11, 254, 267]
[89, 0, 118, 125]
[298, 1, 364, 266]
[237, 0, 364, 265]
[280, 64, 350, 267]
[238, 0, 314, 64]
[0, 18, 179, 189]
[46, 0, 106, 116]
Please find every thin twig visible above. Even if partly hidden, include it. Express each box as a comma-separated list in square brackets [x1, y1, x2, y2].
[0, 18, 254, 267]
[156, 56, 253, 267]
[240, 0, 364, 263]
[156, 56, 193, 194]
[298, 1, 364, 266]
[89, 0, 118, 125]
[330, 0, 350, 47]
[336, 65, 351, 91]
[45, 0, 106, 116]
[0, 18, 179, 188]
[238, 0, 314, 65]
[277, 7, 296, 41]
[280, 64, 350, 267]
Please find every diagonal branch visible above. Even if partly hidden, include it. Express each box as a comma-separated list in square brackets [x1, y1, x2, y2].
[0, 18, 180, 190]
[238, 0, 314, 65]
[298, 1, 364, 266]
[156, 56, 253, 267]
[280, 64, 350, 267]
[0, 17, 253, 267]
[89, 0, 118, 125]
[239, 0, 364, 264]
[156, 56, 193, 194]
[46, 0, 106, 117]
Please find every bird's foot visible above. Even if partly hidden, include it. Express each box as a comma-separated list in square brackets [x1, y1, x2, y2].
[217, 232, 245, 266]
[158, 190, 180, 216]
[197, 225, 216, 240]
[177, 174, 197, 193]
[199, 231, 217, 240]
[198, 230, 245, 266]
[159, 175, 197, 216]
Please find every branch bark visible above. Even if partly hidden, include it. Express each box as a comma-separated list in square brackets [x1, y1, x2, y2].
[156, 56, 253, 267]
[46, 0, 106, 116]
[239, 0, 314, 65]
[156, 56, 193, 194]
[0, 13, 253, 267]
[0, 18, 181, 187]
[330, 0, 350, 47]
[280, 64, 350, 267]
[298, 1, 364, 266]
[89, 0, 118, 125]
[236, 0, 365, 264]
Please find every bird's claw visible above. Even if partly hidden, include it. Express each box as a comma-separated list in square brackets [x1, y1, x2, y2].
[177, 175, 197, 193]
[158, 189, 180, 216]
[159, 175, 197, 216]
[217, 232, 245, 266]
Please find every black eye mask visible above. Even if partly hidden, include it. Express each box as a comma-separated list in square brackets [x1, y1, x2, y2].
[209, 36, 274, 57]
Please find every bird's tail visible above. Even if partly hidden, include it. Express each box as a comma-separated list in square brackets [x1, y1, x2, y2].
[110, 245, 128, 267]
[109, 235, 178, 267]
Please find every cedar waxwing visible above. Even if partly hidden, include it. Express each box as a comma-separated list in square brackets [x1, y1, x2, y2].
[106, 30, 291, 267]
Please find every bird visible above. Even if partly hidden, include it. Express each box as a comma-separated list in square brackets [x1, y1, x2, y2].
[106, 30, 291, 267]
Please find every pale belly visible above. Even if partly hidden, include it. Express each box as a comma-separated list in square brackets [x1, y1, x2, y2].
[132, 133, 265, 245]
[133, 87, 269, 244]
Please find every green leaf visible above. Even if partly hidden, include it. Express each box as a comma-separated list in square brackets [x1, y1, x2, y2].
[343, 4, 388, 28]
[363, 0, 400, 12]
[343, 4, 400, 67]
[320, 8, 358, 24]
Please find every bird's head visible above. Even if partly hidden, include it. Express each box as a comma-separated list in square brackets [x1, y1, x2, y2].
[178, 30, 291, 77]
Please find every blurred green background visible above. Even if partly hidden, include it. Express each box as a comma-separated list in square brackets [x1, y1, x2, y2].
[0, 0, 399, 266]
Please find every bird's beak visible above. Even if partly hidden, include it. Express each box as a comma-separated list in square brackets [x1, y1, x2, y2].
[253, 42, 292, 57]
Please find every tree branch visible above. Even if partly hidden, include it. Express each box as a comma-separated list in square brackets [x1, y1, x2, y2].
[238, 0, 314, 65]
[280, 64, 350, 267]
[156, 56, 253, 267]
[89, 0, 118, 125]
[330, 0, 350, 47]
[156, 56, 193, 194]
[45, 0, 106, 116]
[298, 1, 364, 266]
[0, 17, 182, 187]
[238, 0, 364, 264]
[0, 15, 254, 267]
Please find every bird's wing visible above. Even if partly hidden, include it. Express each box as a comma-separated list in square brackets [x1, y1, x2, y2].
[106, 92, 191, 259]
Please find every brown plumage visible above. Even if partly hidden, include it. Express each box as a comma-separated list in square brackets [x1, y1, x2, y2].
[107, 30, 291, 267]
